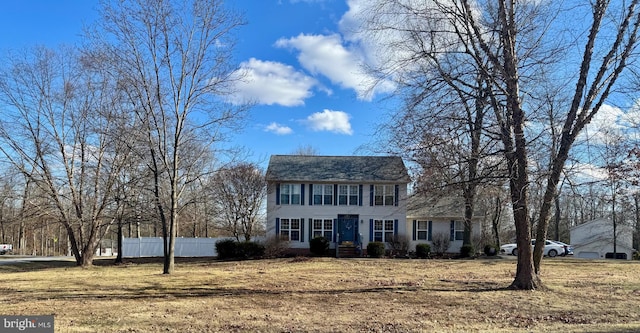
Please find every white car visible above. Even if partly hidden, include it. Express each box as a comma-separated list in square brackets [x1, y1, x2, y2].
[500, 239, 565, 258]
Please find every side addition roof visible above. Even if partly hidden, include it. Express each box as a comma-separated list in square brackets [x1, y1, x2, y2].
[407, 195, 485, 219]
[265, 155, 411, 183]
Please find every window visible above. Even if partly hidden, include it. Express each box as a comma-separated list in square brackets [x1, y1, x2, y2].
[338, 185, 359, 205]
[313, 184, 333, 205]
[374, 219, 395, 242]
[416, 221, 429, 240]
[312, 219, 333, 240]
[280, 184, 301, 205]
[374, 185, 395, 206]
[454, 221, 464, 241]
[280, 218, 301, 241]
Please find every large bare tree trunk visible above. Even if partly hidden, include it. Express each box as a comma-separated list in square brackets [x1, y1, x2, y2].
[533, 0, 640, 273]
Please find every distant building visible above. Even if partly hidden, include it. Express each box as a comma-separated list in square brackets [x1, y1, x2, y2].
[570, 218, 634, 260]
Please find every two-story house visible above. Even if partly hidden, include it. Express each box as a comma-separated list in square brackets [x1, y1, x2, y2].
[265, 155, 411, 256]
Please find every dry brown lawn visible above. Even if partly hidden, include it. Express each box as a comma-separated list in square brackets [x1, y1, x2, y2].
[1, 256, 639, 332]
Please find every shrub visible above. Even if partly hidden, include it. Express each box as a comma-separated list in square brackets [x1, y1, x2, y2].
[460, 244, 475, 258]
[238, 241, 265, 259]
[386, 234, 410, 257]
[431, 233, 451, 255]
[215, 239, 238, 260]
[416, 243, 431, 259]
[484, 244, 498, 256]
[263, 236, 290, 258]
[633, 251, 640, 260]
[367, 242, 386, 258]
[309, 236, 330, 256]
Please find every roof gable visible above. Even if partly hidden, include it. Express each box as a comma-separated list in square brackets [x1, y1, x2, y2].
[265, 155, 410, 183]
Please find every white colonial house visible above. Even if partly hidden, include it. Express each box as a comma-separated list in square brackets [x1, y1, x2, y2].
[407, 195, 483, 253]
[570, 218, 634, 260]
[265, 155, 411, 256]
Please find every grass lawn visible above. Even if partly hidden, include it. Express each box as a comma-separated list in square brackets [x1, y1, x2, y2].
[1, 256, 639, 332]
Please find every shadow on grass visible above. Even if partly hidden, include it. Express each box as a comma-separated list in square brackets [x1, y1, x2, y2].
[0, 260, 77, 273]
[8, 276, 513, 304]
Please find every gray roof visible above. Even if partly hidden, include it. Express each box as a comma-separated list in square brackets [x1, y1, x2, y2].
[407, 195, 485, 219]
[265, 155, 410, 183]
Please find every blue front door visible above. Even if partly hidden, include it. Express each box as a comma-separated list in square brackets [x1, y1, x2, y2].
[337, 215, 358, 244]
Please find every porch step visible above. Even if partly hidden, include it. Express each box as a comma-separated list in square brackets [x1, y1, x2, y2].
[337, 245, 359, 258]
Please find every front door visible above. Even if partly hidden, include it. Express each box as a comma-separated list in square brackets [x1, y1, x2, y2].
[337, 214, 358, 244]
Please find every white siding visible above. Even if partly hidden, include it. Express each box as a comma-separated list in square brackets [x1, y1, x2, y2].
[570, 219, 634, 260]
[266, 182, 408, 250]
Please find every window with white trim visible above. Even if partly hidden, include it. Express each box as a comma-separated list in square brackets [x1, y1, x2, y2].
[454, 221, 464, 241]
[313, 184, 333, 205]
[280, 218, 301, 241]
[374, 219, 395, 242]
[312, 219, 333, 240]
[417, 221, 429, 240]
[374, 185, 395, 206]
[338, 185, 359, 205]
[280, 184, 301, 205]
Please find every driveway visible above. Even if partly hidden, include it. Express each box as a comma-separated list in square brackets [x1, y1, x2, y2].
[0, 256, 75, 265]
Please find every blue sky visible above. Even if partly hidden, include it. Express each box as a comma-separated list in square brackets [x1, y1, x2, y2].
[0, 0, 398, 166]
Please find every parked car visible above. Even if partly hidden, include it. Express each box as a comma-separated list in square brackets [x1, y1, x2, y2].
[548, 240, 574, 256]
[0, 244, 12, 255]
[500, 239, 565, 258]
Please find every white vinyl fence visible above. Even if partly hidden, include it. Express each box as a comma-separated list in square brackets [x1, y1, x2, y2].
[123, 237, 221, 257]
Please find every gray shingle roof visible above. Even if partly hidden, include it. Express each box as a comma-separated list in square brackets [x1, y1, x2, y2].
[407, 195, 485, 218]
[265, 155, 410, 183]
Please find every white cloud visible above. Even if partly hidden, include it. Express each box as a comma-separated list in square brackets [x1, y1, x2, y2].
[228, 58, 317, 106]
[303, 109, 353, 135]
[265, 122, 293, 135]
[581, 104, 640, 145]
[275, 33, 394, 101]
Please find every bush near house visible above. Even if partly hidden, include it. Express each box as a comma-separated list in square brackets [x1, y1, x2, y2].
[416, 243, 431, 259]
[215, 239, 265, 260]
[431, 233, 451, 255]
[367, 242, 386, 258]
[484, 244, 498, 256]
[263, 236, 289, 258]
[386, 234, 410, 257]
[215, 239, 237, 259]
[309, 236, 330, 256]
[460, 244, 475, 258]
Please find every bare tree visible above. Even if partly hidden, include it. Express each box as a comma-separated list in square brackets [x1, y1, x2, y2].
[291, 145, 320, 156]
[0, 47, 132, 266]
[360, 0, 640, 289]
[90, 0, 247, 273]
[209, 163, 266, 241]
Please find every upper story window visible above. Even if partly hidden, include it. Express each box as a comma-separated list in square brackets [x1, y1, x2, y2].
[374, 185, 395, 206]
[338, 185, 359, 205]
[313, 184, 333, 205]
[280, 184, 301, 205]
